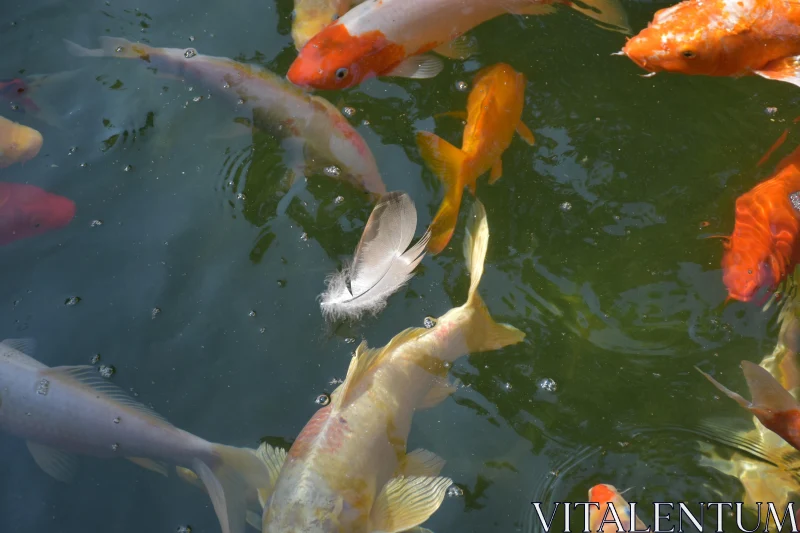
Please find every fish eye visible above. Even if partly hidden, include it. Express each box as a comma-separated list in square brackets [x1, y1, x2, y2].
[681, 50, 696, 58]
[335, 67, 349, 80]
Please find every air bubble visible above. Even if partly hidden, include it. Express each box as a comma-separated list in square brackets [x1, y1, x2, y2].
[98, 365, 116, 379]
[36, 378, 49, 396]
[115, 46, 124, 53]
[259, 327, 266, 334]
[249, 310, 257, 318]
[333, 195, 344, 204]
[455, 81, 468, 92]
[184, 48, 197, 58]
[113, 417, 121, 424]
[177, 526, 192, 533]
[192, 95, 202, 102]
[91, 354, 101, 365]
[123, 164, 133, 172]
[324, 166, 342, 178]
[236, 193, 246, 200]
[560, 202, 572, 212]
[111, 443, 120, 451]
[64, 296, 81, 306]
[151, 307, 161, 319]
[342, 106, 356, 117]
[344, 337, 356, 344]
[538, 377, 557, 392]
[90, 220, 103, 227]
[446, 485, 464, 497]
[423, 317, 436, 329]
[300, 232, 308, 241]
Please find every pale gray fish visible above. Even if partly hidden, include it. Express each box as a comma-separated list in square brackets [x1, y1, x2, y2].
[319, 191, 431, 321]
[0, 339, 270, 533]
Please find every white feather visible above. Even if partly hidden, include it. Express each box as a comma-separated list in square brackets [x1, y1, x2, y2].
[320, 192, 431, 321]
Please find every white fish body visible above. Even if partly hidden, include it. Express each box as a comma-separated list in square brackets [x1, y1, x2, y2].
[0, 339, 270, 533]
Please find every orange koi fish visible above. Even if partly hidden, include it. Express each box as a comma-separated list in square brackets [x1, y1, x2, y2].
[721, 145, 800, 303]
[415, 63, 535, 254]
[0, 182, 75, 246]
[0, 116, 43, 168]
[588, 484, 648, 533]
[621, 0, 800, 88]
[287, 0, 631, 90]
[698, 361, 800, 453]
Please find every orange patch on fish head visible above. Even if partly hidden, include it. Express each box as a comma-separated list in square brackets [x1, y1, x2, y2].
[287, 24, 405, 90]
[588, 483, 617, 506]
[722, 245, 776, 303]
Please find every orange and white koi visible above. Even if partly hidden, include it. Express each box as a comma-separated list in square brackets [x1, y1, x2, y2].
[621, 0, 800, 89]
[415, 63, 535, 254]
[588, 484, 648, 533]
[0, 116, 43, 168]
[720, 144, 800, 303]
[287, 0, 631, 90]
[258, 200, 525, 533]
[65, 37, 386, 198]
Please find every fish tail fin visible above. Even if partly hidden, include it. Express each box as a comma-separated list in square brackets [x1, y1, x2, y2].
[415, 131, 468, 255]
[193, 445, 272, 533]
[459, 199, 525, 355]
[564, 0, 632, 34]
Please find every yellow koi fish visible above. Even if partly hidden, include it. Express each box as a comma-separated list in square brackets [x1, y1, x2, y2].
[0, 116, 42, 168]
[258, 199, 525, 532]
[416, 63, 535, 254]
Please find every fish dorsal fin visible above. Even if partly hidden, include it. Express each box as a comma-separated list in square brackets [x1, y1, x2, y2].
[741, 360, 800, 412]
[370, 475, 453, 533]
[399, 449, 446, 477]
[418, 377, 460, 410]
[255, 442, 287, 507]
[43, 366, 170, 425]
[26, 441, 78, 483]
[1, 338, 37, 355]
[245, 510, 262, 531]
[336, 329, 427, 409]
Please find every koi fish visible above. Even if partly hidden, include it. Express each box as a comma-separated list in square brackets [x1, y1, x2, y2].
[258, 199, 525, 532]
[720, 145, 800, 303]
[0, 182, 75, 246]
[415, 63, 535, 254]
[0, 338, 271, 533]
[0, 116, 43, 168]
[286, 0, 631, 90]
[588, 484, 648, 533]
[0, 78, 41, 114]
[620, 0, 800, 89]
[65, 37, 386, 199]
[292, 0, 366, 50]
[0, 70, 81, 128]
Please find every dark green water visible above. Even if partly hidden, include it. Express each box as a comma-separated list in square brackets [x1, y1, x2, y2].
[1, 0, 798, 531]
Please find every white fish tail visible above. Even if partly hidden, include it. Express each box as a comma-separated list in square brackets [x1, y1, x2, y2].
[193, 445, 272, 533]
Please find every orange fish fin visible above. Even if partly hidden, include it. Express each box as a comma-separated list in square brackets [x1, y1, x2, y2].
[516, 121, 536, 146]
[489, 158, 503, 184]
[415, 131, 467, 254]
[434, 35, 478, 60]
[754, 56, 800, 89]
[434, 110, 468, 121]
[757, 128, 789, 168]
[386, 54, 443, 80]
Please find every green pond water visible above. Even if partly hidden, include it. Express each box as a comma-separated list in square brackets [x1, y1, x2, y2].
[1, 0, 797, 531]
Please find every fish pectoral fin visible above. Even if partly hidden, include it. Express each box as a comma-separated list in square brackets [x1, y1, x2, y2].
[418, 378, 460, 409]
[26, 441, 78, 483]
[504, 3, 557, 16]
[695, 366, 754, 410]
[433, 111, 468, 121]
[386, 55, 444, 80]
[754, 57, 800, 89]
[400, 449, 446, 477]
[516, 121, 536, 146]
[245, 510, 262, 531]
[176, 466, 204, 489]
[127, 457, 169, 477]
[370, 476, 453, 533]
[740, 360, 800, 412]
[255, 442, 287, 507]
[489, 159, 503, 184]
[433, 35, 478, 60]
[2, 338, 37, 355]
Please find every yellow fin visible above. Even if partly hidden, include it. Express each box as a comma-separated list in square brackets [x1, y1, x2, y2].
[565, 0, 632, 34]
[489, 159, 503, 184]
[434, 110, 468, 121]
[418, 377, 460, 409]
[516, 121, 536, 146]
[337, 329, 427, 409]
[415, 131, 468, 255]
[399, 449, 446, 477]
[176, 466, 204, 489]
[127, 457, 169, 477]
[434, 35, 478, 60]
[461, 200, 527, 353]
[370, 476, 453, 533]
[255, 442, 287, 507]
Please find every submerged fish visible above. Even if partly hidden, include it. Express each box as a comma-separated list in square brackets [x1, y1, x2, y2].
[588, 484, 648, 533]
[416, 63, 535, 254]
[0, 182, 75, 246]
[292, 0, 366, 50]
[621, 0, 800, 88]
[0, 70, 79, 128]
[720, 145, 800, 303]
[0, 116, 43, 168]
[65, 37, 386, 199]
[0, 339, 270, 533]
[259, 199, 525, 532]
[286, 0, 631, 90]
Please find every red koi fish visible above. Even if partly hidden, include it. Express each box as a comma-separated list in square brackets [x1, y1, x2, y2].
[721, 145, 800, 303]
[0, 182, 76, 246]
[621, 0, 800, 89]
[698, 361, 800, 453]
[287, 0, 631, 90]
